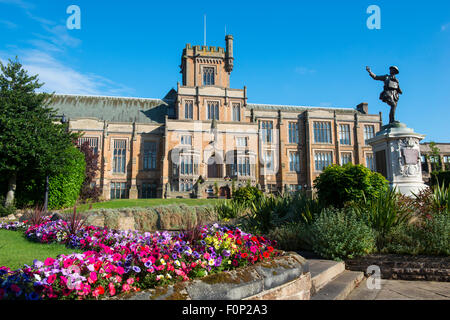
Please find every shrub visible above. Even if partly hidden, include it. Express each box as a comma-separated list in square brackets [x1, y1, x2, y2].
[48, 145, 86, 210]
[214, 200, 247, 222]
[232, 185, 263, 206]
[384, 213, 450, 256]
[353, 188, 412, 250]
[268, 222, 314, 252]
[314, 163, 388, 208]
[0, 197, 16, 217]
[431, 171, 450, 188]
[309, 208, 376, 261]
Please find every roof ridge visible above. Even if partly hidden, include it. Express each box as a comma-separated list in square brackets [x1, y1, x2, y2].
[247, 102, 355, 111]
[54, 93, 163, 101]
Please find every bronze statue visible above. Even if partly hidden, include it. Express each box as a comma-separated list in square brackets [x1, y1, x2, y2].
[366, 66, 403, 124]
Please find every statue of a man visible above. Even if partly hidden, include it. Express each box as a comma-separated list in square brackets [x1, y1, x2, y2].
[366, 66, 403, 124]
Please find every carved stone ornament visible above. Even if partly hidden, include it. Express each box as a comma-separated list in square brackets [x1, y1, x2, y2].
[397, 137, 421, 177]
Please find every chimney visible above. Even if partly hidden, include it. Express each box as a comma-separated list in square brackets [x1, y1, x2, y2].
[225, 35, 234, 73]
[356, 102, 368, 114]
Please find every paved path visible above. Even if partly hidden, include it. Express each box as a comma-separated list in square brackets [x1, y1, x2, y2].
[347, 279, 450, 300]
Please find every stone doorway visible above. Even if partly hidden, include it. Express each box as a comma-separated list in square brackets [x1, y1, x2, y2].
[219, 186, 231, 199]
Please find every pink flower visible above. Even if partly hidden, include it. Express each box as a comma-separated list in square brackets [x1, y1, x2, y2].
[116, 266, 125, 275]
[88, 271, 97, 284]
[204, 253, 210, 260]
[47, 274, 57, 284]
[112, 253, 122, 262]
[122, 283, 131, 292]
[126, 278, 134, 285]
[44, 257, 55, 266]
[108, 283, 116, 296]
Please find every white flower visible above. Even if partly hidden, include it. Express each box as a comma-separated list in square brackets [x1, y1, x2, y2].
[34, 274, 42, 282]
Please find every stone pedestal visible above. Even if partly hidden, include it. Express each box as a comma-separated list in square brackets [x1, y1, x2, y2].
[367, 122, 428, 196]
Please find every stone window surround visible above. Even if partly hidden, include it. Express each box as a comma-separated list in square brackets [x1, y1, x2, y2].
[78, 135, 101, 153]
[288, 150, 301, 173]
[339, 123, 352, 145]
[313, 121, 333, 144]
[340, 151, 353, 165]
[313, 149, 334, 172]
[364, 151, 375, 171]
[184, 99, 194, 120]
[288, 121, 299, 144]
[111, 137, 129, 174]
[201, 65, 216, 86]
[142, 140, 158, 171]
[205, 99, 221, 120]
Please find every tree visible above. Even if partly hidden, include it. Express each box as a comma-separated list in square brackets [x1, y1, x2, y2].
[313, 163, 389, 208]
[78, 141, 101, 202]
[426, 142, 442, 172]
[0, 58, 77, 206]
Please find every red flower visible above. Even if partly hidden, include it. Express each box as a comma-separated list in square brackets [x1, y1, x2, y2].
[241, 252, 248, 259]
[236, 239, 242, 245]
[44, 257, 55, 266]
[47, 274, 57, 284]
[263, 252, 270, 258]
[267, 246, 274, 253]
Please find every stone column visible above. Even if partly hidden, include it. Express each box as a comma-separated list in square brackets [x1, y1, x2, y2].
[128, 122, 139, 199]
[367, 122, 428, 196]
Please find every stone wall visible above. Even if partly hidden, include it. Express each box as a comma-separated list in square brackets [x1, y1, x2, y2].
[110, 252, 311, 300]
[345, 254, 450, 282]
[83, 204, 219, 232]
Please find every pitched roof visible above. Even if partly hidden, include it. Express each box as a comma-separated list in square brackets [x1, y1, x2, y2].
[48, 90, 176, 124]
[247, 102, 356, 113]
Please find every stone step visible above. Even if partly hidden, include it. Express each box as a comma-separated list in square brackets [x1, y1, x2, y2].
[311, 270, 365, 300]
[308, 259, 346, 295]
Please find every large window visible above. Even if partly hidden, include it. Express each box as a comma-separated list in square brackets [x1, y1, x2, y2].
[180, 154, 198, 175]
[289, 151, 300, 172]
[143, 141, 157, 170]
[339, 124, 351, 145]
[181, 135, 192, 145]
[261, 121, 273, 144]
[232, 103, 241, 121]
[364, 125, 375, 145]
[113, 139, 126, 173]
[78, 137, 99, 154]
[444, 155, 450, 170]
[180, 182, 194, 192]
[184, 100, 193, 119]
[341, 153, 352, 165]
[207, 101, 219, 120]
[140, 183, 157, 199]
[236, 136, 248, 147]
[314, 151, 333, 171]
[313, 122, 332, 143]
[289, 122, 299, 144]
[203, 67, 215, 86]
[110, 182, 127, 199]
[237, 157, 251, 177]
[263, 150, 274, 172]
[366, 153, 374, 171]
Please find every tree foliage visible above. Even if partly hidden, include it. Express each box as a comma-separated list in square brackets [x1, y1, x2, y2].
[313, 163, 389, 208]
[47, 145, 86, 210]
[0, 58, 78, 206]
[78, 141, 101, 202]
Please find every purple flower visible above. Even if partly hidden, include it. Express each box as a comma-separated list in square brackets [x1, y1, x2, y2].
[132, 266, 141, 273]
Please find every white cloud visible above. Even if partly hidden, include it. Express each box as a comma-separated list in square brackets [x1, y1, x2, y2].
[1, 50, 134, 96]
[0, 1, 134, 97]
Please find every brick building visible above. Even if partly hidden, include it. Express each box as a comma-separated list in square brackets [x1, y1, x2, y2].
[50, 35, 382, 199]
[419, 143, 450, 184]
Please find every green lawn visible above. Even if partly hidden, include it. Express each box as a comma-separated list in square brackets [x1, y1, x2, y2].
[63, 198, 224, 213]
[0, 230, 83, 270]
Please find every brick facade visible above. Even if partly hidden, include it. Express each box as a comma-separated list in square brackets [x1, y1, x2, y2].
[52, 35, 384, 200]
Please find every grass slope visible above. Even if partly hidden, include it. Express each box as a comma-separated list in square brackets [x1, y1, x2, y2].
[0, 230, 82, 270]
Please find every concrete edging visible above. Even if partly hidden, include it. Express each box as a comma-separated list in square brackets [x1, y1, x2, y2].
[113, 251, 311, 300]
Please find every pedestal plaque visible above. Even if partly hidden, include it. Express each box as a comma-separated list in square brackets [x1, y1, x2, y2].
[367, 122, 428, 196]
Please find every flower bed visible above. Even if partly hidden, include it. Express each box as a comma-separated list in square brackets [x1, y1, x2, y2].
[0, 218, 279, 300]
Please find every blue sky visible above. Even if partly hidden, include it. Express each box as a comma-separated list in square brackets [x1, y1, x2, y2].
[1, 0, 449, 141]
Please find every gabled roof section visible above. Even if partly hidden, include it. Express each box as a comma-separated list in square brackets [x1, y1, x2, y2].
[48, 93, 173, 124]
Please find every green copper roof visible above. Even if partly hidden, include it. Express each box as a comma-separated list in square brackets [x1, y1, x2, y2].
[48, 91, 176, 124]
